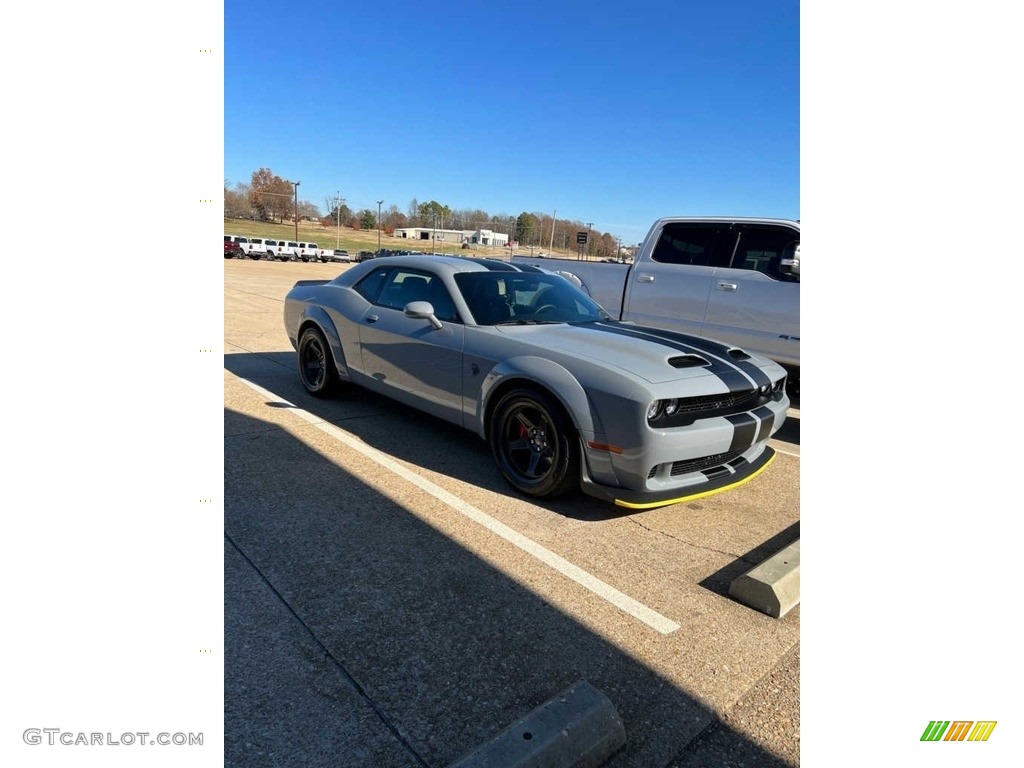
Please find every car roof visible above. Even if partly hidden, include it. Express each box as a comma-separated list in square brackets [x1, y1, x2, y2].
[372, 254, 543, 274]
[652, 216, 799, 228]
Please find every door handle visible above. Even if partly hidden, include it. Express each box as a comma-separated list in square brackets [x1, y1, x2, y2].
[716, 281, 738, 292]
[365, 313, 379, 323]
[636, 273, 655, 283]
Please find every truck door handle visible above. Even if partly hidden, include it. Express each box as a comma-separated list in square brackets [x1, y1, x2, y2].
[716, 281, 738, 292]
[636, 273, 655, 283]
[365, 314, 379, 323]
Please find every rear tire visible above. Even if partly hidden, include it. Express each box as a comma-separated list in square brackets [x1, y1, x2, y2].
[297, 326, 340, 397]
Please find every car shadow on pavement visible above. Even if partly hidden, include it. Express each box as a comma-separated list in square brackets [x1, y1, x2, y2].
[224, 401, 799, 767]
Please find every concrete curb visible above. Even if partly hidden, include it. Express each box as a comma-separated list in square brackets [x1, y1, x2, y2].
[728, 539, 800, 618]
[447, 680, 626, 768]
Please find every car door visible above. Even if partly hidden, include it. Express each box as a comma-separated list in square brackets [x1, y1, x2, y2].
[622, 221, 732, 336]
[702, 222, 800, 366]
[356, 266, 465, 424]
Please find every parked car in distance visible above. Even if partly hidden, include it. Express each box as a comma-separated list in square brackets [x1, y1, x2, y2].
[241, 237, 268, 259]
[330, 249, 352, 263]
[283, 255, 788, 508]
[224, 235, 245, 259]
[356, 250, 376, 262]
[264, 240, 282, 260]
[296, 242, 318, 262]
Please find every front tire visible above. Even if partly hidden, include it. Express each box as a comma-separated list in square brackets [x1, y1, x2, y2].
[297, 326, 340, 397]
[489, 388, 578, 498]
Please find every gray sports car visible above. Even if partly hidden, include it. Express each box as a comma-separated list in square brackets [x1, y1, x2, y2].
[283, 255, 789, 508]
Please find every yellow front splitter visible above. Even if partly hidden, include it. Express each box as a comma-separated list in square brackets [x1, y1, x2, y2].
[580, 448, 776, 510]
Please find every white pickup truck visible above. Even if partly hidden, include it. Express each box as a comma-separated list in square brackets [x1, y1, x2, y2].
[512, 217, 800, 393]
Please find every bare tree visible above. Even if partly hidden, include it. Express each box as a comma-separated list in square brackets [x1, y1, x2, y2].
[249, 168, 292, 222]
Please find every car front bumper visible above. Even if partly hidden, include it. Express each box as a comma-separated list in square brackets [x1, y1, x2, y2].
[579, 441, 776, 509]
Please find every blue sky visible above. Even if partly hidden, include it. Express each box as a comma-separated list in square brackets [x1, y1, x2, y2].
[225, 0, 799, 244]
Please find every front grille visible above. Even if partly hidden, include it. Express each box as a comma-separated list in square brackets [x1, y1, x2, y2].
[674, 390, 758, 415]
[648, 449, 746, 479]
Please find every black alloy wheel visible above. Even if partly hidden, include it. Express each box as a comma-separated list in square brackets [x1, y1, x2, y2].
[490, 388, 578, 498]
[297, 327, 339, 397]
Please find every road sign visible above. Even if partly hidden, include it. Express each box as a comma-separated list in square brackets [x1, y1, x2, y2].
[576, 231, 588, 244]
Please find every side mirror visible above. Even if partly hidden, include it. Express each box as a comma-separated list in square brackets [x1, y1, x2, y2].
[780, 243, 800, 277]
[404, 300, 443, 330]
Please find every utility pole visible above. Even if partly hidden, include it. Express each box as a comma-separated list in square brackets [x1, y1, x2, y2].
[291, 181, 301, 241]
[549, 208, 556, 252]
[586, 222, 593, 260]
[335, 191, 343, 249]
[376, 199, 384, 253]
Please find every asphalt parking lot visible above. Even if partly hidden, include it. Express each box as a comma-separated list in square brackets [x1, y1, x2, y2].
[224, 258, 800, 767]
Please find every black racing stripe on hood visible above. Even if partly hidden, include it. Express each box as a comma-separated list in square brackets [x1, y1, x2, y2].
[590, 322, 754, 392]
[599, 322, 774, 390]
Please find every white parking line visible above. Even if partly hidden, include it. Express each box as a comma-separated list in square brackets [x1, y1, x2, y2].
[237, 377, 681, 635]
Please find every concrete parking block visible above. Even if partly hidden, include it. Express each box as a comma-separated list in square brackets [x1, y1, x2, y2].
[728, 540, 800, 618]
[448, 681, 626, 768]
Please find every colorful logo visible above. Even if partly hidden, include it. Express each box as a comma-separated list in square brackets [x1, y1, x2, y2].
[921, 721, 997, 742]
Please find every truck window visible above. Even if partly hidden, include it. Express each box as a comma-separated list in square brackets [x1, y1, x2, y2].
[650, 223, 732, 267]
[731, 225, 799, 282]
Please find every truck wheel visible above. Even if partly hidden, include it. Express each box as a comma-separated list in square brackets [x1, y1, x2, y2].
[489, 388, 578, 499]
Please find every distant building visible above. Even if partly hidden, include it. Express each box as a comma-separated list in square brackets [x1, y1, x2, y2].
[392, 227, 509, 247]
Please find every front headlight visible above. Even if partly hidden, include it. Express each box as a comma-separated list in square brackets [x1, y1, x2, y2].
[647, 399, 678, 421]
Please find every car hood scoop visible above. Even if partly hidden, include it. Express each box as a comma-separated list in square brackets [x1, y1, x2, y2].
[668, 354, 710, 368]
[502, 323, 756, 385]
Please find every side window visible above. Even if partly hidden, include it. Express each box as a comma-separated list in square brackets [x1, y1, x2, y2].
[731, 225, 799, 282]
[354, 268, 390, 303]
[650, 223, 733, 267]
[374, 269, 460, 322]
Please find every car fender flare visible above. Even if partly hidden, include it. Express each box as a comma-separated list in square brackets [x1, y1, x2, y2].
[478, 355, 605, 440]
[298, 305, 350, 380]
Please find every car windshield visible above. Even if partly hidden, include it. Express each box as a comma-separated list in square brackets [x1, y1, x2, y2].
[454, 272, 610, 326]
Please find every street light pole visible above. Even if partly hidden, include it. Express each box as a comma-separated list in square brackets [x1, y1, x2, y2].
[291, 181, 300, 241]
[376, 199, 384, 253]
[336, 191, 341, 249]
[549, 208, 556, 253]
[586, 222, 593, 261]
